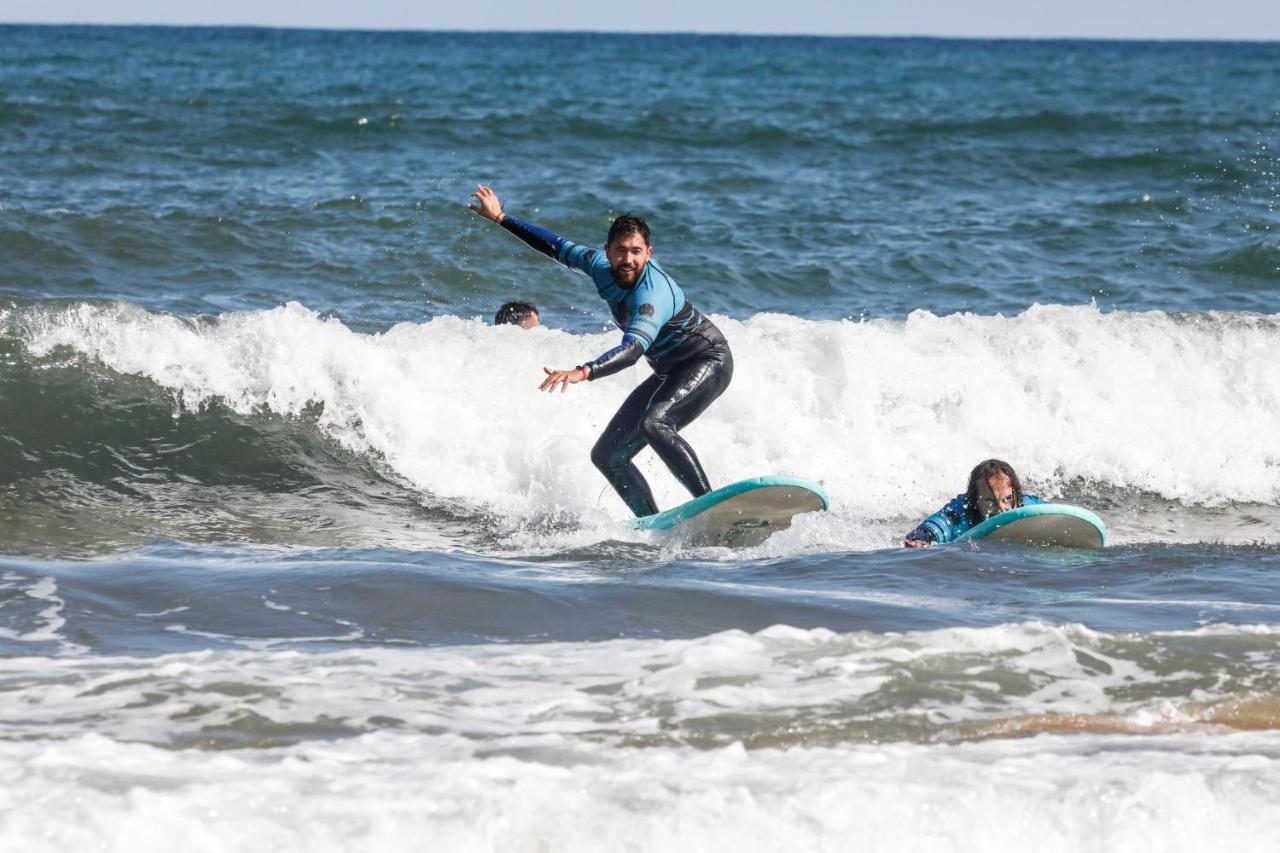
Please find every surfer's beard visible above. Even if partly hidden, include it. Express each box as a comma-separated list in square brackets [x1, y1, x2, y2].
[612, 263, 639, 286]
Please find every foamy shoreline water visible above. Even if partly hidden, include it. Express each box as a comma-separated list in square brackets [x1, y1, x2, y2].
[4, 624, 1280, 851]
[3, 728, 1279, 852]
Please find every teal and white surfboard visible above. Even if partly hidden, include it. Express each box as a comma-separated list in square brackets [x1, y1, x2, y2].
[632, 476, 829, 548]
[954, 503, 1107, 548]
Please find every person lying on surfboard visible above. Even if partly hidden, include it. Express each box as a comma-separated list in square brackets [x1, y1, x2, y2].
[903, 459, 1044, 547]
[469, 184, 733, 518]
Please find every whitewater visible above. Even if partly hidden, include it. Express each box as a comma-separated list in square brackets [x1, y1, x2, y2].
[12, 299, 1280, 544]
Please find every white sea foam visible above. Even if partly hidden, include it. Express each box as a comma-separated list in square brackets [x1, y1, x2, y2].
[20, 302, 1280, 547]
[0, 624, 1277, 850]
[2, 731, 1280, 853]
[1, 622, 1276, 747]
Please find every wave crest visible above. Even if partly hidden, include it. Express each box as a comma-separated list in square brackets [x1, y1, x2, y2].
[8, 301, 1280, 545]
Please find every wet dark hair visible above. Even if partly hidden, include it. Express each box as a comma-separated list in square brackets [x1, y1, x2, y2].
[965, 458, 1025, 523]
[607, 214, 651, 247]
[494, 300, 538, 326]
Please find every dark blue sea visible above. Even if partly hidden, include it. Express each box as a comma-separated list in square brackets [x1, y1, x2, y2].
[2, 25, 1279, 850]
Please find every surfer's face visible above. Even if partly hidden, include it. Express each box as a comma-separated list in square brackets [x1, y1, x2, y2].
[606, 232, 652, 287]
[977, 473, 1016, 520]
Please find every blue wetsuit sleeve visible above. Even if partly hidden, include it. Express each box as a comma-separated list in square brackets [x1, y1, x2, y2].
[908, 495, 973, 545]
[499, 214, 610, 278]
[582, 335, 645, 380]
[903, 525, 937, 545]
[499, 214, 567, 260]
[559, 242, 610, 275]
[1022, 495, 1044, 505]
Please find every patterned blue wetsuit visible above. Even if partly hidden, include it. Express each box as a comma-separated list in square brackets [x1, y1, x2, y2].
[499, 213, 733, 517]
[905, 494, 1046, 544]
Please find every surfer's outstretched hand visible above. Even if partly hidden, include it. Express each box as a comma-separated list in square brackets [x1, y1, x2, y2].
[540, 366, 588, 393]
[468, 184, 505, 223]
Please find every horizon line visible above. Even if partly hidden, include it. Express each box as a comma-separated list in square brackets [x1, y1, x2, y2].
[2, 20, 1278, 45]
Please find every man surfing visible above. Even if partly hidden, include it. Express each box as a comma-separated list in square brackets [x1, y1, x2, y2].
[469, 185, 733, 518]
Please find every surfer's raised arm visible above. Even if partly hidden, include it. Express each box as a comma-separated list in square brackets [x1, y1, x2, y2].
[470, 184, 561, 258]
[470, 184, 625, 281]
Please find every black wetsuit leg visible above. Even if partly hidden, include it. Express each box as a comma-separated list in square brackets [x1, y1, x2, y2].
[590, 343, 734, 517]
[590, 374, 665, 517]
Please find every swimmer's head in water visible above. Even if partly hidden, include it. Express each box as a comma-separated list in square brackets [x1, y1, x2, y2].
[606, 214, 652, 287]
[966, 459, 1024, 521]
[494, 300, 539, 329]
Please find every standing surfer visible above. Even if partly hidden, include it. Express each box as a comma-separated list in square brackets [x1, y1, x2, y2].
[469, 185, 733, 518]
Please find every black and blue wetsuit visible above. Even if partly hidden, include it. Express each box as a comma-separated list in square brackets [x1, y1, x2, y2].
[500, 213, 733, 517]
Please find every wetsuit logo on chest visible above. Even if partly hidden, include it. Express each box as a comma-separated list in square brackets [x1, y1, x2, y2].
[638, 303, 655, 317]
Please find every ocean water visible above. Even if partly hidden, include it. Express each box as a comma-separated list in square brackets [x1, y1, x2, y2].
[2, 24, 1280, 851]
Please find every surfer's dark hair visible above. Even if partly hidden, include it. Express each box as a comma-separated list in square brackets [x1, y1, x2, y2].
[607, 214, 650, 246]
[965, 459, 1025, 521]
[494, 300, 538, 326]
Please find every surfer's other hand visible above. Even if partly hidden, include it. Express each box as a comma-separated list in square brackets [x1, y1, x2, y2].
[539, 366, 587, 393]
[903, 538, 930, 548]
[469, 184, 504, 222]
